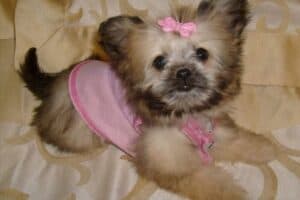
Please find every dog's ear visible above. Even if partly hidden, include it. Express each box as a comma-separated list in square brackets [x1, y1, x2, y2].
[197, 0, 250, 37]
[99, 15, 145, 60]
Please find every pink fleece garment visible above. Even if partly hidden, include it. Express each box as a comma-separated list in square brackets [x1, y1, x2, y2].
[69, 60, 141, 156]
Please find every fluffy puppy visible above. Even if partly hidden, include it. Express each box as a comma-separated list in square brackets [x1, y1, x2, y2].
[19, 0, 276, 199]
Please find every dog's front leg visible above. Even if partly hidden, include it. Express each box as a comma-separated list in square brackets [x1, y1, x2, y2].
[134, 126, 247, 200]
[212, 116, 277, 164]
[135, 126, 201, 177]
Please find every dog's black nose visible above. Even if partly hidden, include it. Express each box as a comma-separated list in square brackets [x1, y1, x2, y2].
[176, 68, 191, 79]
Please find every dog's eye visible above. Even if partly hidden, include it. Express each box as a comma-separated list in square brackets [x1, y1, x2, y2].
[196, 48, 209, 62]
[153, 56, 167, 70]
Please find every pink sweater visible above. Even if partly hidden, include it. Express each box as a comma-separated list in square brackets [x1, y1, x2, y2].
[69, 60, 141, 156]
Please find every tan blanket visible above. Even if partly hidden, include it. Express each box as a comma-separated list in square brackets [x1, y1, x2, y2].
[0, 0, 300, 199]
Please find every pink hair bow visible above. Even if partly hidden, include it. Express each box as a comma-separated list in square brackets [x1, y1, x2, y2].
[158, 17, 197, 38]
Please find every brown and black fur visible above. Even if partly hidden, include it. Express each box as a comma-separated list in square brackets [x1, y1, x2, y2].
[19, 49, 103, 152]
[99, 0, 249, 124]
[19, 48, 55, 100]
[19, 1, 277, 199]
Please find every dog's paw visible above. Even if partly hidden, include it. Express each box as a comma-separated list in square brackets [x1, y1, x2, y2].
[174, 167, 248, 200]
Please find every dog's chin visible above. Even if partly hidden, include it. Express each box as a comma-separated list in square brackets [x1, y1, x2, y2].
[163, 87, 208, 110]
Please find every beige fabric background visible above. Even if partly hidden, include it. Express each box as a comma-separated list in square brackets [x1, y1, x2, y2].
[0, 0, 300, 199]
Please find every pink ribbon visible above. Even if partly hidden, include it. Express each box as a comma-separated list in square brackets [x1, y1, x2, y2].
[182, 117, 214, 164]
[158, 17, 197, 38]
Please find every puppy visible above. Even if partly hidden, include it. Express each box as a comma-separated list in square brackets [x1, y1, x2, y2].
[19, 0, 276, 199]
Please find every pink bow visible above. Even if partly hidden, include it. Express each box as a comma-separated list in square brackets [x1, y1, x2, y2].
[182, 118, 214, 164]
[158, 17, 197, 38]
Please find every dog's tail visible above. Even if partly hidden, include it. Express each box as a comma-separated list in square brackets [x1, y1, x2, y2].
[19, 48, 55, 100]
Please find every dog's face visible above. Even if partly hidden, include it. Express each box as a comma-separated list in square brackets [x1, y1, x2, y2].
[100, 0, 249, 119]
